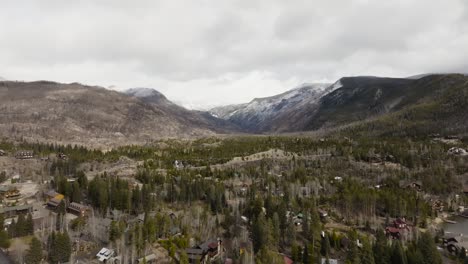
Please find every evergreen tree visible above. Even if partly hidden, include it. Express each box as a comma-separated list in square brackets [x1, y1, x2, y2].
[25, 236, 43, 264]
[418, 232, 442, 264]
[48, 232, 58, 264]
[390, 240, 407, 264]
[361, 239, 375, 264]
[303, 244, 311, 264]
[179, 251, 189, 264]
[16, 214, 26, 237]
[71, 181, 82, 203]
[252, 214, 269, 253]
[459, 247, 467, 261]
[373, 229, 390, 264]
[321, 234, 331, 257]
[0, 229, 10, 249]
[48, 232, 71, 264]
[26, 213, 34, 235]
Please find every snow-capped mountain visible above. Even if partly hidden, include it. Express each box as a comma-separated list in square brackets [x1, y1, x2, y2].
[210, 83, 337, 132]
[124, 87, 172, 105]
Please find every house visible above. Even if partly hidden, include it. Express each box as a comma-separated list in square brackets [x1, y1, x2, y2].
[0, 186, 20, 199]
[448, 147, 467, 156]
[67, 202, 89, 217]
[15, 150, 34, 159]
[45, 190, 64, 201]
[442, 236, 458, 246]
[319, 209, 328, 218]
[185, 238, 222, 264]
[4, 188, 21, 199]
[0, 149, 5, 156]
[96, 248, 115, 262]
[0, 204, 33, 218]
[394, 218, 407, 229]
[0, 185, 13, 194]
[186, 248, 205, 264]
[385, 227, 401, 239]
[47, 198, 63, 209]
[57, 153, 68, 160]
[399, 180, 422, 191]
[446, 242, 461, 255]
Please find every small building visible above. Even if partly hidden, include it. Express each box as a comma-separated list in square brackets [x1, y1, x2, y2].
[4, 188, 21, 199]
[0, 149, 5, 156]
[186, 248, 204, 264]
[96, 248, 115, 262]
[385, 227, 401, 239]
[57, 153, 68, 160]
[318, 209, 328, 218]
[442, 236, 458, 246]
[45, 190, 64, 201]
[67, 202, 89, 217]
[47, 198, 63, 209]
[15, 150, 34, 159]
[0, 204, 33, 218]
[0, 185, 14, 194]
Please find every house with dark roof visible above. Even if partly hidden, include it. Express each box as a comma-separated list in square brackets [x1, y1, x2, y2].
[47, 198, 63, 209]
[0, 204, 33, 218]
[184, 238, 222, 264]
[385, 227, 401, 239]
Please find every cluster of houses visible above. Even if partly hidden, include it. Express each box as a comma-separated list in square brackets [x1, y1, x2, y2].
[0, 149, 35, 159]
[45, 190, 90, 217]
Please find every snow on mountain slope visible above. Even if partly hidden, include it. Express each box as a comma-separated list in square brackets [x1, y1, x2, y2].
[210, 83, 335, 132]
[125, 87, 163, 98]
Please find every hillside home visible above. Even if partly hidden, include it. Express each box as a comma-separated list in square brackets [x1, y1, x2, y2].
[15, 150, 34, 159]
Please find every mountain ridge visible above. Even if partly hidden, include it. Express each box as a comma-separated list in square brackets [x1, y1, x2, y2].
[0, 81, 237, 147]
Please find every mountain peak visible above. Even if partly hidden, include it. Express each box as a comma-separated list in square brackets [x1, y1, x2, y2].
[124, 87, 166, 99]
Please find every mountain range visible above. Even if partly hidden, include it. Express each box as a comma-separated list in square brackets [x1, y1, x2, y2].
[1, 73, 468, 146]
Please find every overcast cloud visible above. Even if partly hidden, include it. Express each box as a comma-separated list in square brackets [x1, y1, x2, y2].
[1, 0, 468, 109]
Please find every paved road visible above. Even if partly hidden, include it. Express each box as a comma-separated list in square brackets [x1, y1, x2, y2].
[0, 250, 13, 264]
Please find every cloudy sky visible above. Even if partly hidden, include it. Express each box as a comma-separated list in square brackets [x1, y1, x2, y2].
[1, 0, 468, 109]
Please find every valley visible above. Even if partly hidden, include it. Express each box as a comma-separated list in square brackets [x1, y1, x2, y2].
[1, 74, 468, 264]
